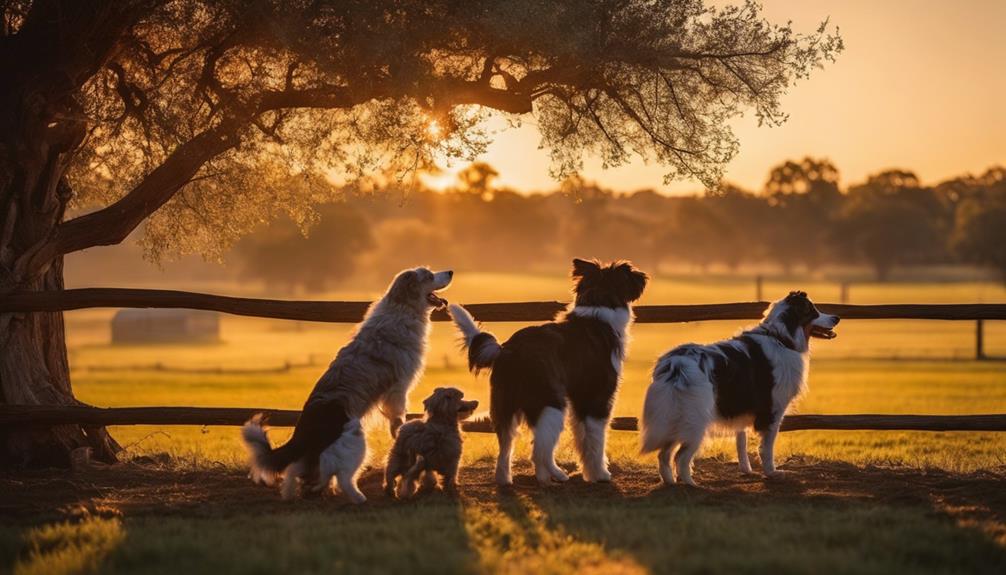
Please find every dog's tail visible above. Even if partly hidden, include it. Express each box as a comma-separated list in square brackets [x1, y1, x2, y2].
[242, 414, 303, 482]
[640, 356, 688, 454]
[449, 303, 502, 373]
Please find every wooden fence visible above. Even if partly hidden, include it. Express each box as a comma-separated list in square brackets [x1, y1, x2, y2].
[1, 288, 1004, 432]
[2, 405, 1005, 432]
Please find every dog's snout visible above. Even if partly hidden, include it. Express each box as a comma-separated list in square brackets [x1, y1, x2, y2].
[446, 270, 454, 278]
[471, 400, 479, 409]
[832, 316, 841, 325]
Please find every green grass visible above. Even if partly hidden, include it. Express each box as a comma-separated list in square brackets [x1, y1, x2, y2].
[12, 516, 124, 575]
[5, 484, 1005, 575]
[6, 272, 1004, 574]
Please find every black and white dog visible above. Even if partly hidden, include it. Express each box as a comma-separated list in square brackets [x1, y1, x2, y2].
[450, 259, 648, 486]
[640, 291, 839, 485]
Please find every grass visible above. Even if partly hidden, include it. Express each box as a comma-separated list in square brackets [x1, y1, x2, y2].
[13, 516, 125, 575]
[5, 272, 1005, 573]
[9, 504, 1001, 575]
[4, 459, 1005, 574]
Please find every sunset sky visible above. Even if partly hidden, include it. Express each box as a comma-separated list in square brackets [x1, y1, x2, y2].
[429, 0, 1006, 194]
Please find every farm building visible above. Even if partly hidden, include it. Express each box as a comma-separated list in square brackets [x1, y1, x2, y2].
[110, 309, 220, 344]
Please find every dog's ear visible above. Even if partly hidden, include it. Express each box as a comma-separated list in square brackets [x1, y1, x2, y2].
[388, 269, 421, 304]
[786, 290, 808, 302]
[571, 258, 600, 279]
[615, 261, 648, 302]
[422, 392, 438, 414]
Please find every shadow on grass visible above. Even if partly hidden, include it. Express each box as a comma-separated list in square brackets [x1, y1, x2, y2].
[3, 457, 1006, 574]
[519, 459, 1006, 575]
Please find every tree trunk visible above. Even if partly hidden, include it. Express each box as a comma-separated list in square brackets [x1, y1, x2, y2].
[0, 257, 120, 467]
[0, 107, 121, 468]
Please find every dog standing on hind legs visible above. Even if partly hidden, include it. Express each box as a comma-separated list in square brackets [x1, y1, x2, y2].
[241, 266, 453, 503]
[640, 291, 840, 486]
[450, 258, 648, 486]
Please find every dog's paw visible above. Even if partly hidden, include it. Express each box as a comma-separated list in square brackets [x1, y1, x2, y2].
[584, 469, 612, 483]
[535, 472, 555, 486]
[396, 482, 416, 499]
[551, 468, 570, 482]
[739, 466, 757, 476]
[764, 469, 788, 479]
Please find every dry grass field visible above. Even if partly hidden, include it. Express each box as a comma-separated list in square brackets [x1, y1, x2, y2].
[4, 272, 1005, 574]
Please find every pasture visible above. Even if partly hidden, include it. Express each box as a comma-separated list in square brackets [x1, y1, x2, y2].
[4, 273, 1005, 574]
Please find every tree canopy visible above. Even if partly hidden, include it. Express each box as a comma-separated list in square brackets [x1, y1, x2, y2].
[3, 0, 840, 278]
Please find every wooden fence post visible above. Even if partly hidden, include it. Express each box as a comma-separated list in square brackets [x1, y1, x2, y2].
[840, 282, 850, 304]
[755, 275, 764, 301]
[976, 319, 986, 361]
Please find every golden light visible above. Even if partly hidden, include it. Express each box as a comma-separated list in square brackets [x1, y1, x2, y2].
[426, 119, 443, 139]
[419, 164, 463, 192]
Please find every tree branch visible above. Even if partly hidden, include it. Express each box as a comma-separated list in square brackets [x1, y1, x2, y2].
[439, 78, 535, 114]
[49, 122, 240, 258]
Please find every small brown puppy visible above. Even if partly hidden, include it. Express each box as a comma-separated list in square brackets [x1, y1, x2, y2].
[384, 387, 478, 498]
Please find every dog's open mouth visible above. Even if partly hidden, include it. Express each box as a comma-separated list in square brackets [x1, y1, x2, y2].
[808, 325, 838, 339]
[427, 292, 448, 309]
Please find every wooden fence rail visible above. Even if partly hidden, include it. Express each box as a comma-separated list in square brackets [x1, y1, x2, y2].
[2, 406, 1005, 433]
[4, 288, 1006, 323]
[3, 290, 1003, 434]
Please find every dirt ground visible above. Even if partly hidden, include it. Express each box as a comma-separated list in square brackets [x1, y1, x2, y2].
[3, 457, 1005, 543]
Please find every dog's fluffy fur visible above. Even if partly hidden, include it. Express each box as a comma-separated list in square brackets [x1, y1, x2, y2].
[451, 258, 648, 486]
[384, 387, 478, 498]
[242, 266, 453, 503]
[640, 291, 840, 485]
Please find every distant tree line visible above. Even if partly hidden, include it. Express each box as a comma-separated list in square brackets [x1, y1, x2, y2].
[232, 159, 1006, 291]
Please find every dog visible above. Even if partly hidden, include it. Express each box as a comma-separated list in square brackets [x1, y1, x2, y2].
[384, 387, 479, 498]
[242, 266, 453, 503]
[640, 291, 840, 486]
[450, 258, 648, 486]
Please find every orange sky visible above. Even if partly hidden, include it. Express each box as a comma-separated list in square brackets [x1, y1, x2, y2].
[428, 0, 1006, 194]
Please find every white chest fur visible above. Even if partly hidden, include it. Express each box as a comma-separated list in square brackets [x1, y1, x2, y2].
[753, 334, 811, 411]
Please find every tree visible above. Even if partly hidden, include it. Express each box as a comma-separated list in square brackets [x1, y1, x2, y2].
[703, 184, 768, 270]
[953, 200, 1006, 284]
[655, 196, 725, 271]
[444, 188, 558, 271]
[834, 170, 945, 281]
[0, 0, 839, 465]
[362, 218, 454, 280]
[457, 162, 499, 198]
[233, 202, 373, 293]
[951, 168, 1006, 284]
[762, 157, 843, 272]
